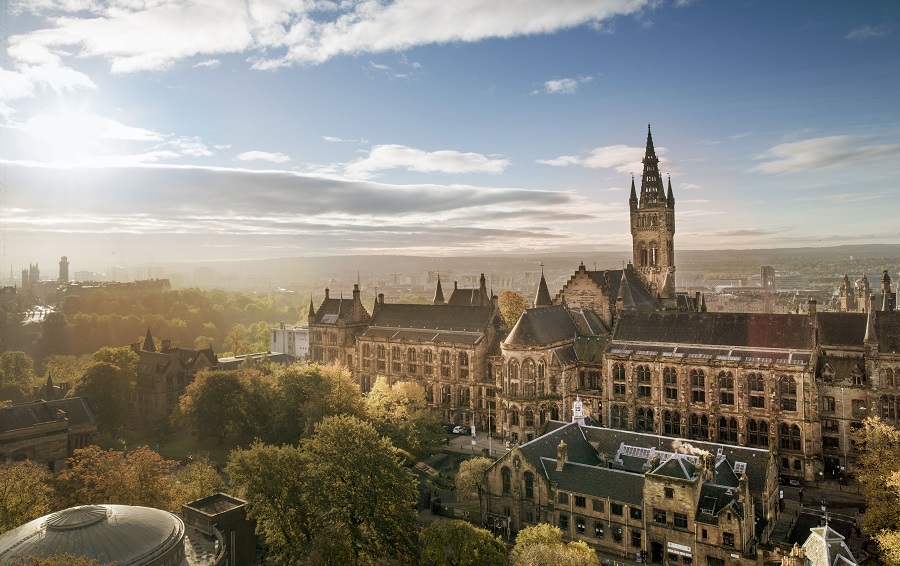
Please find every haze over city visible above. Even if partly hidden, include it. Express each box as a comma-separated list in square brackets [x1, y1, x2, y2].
[2, 1, 899, 272]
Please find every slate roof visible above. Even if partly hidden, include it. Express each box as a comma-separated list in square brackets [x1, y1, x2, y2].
[544, 459, 645, 506]
[588, 269, 659, 311]
[366, 303, 495, 333]
[506, 305, 578, 346]
[652, 456, 695, 480]
[570, 308, 609, 336]
[817, 356, 866, 381]
[818, 311, 900, 353]
[314, 298, 364, 325]
[447, 288, 490, 307]
[518, 421, 599, 471]
[0, 398, 97, 433]
[612, 311, 814, 350]
[580, 425, 771, 495]
[574, 336, 606, 364]
[695, 483, 744, 525]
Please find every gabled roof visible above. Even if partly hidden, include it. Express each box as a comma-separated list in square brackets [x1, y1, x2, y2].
[447, 288, 489, 307]
[366, 303, 494, 333]
[314, 298, 363, 325]
[544, 459, 645, 505]
[695, 483, 744, 525]
[506, 305, 578, 346]
[519, 421, 599, 471]
[652, 456, 695, 480]
[612, 311, 814, 350]
[589, 269, 659, 311]
[802, 524, 859, 566]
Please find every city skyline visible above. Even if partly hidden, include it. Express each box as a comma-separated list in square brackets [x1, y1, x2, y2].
[1, 0, 899, 269]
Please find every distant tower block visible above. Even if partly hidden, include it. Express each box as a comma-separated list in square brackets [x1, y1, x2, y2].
[59, 256, 69, 283]
[761, 265, 775, 290]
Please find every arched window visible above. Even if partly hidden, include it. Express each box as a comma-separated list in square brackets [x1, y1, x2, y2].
[613, 363, 626, 395]
[459, 352, 469, 379]
[377, 345, 386, 359]
[882, 395, 897, 420]
[882, 368, 895, 388]
[501, 467, 511, 495]
[423, 349, 433, 363]
[637, 408, 654, 432]
[663, 367, 678, 400]
[612, 405, 628, 429]
[440, 350, 451, 365]
[525, 407, 534, 427]
[749, 373, 766, 408]
[459, 352, 469, 367]
[719, 371, 734, 405]
[459, 387, 470, 407]
[407, 348, 417, 374]
[440, 385, 451, 405]
[780, 423, 802, 450]
[747, 419, 769, 447]
[524, 472, 534, 499]
[718, 417, 738, 443]
[538, 360, 546, 380]
[690, 413, 708, 440]
[636, 365, 651, 397]
[649, 242, 658, 266]
[640, 246, 648, 267]
[522, 359, 536, 397]
[362, 344, 371, 357]
[663, 410, 681, 435]
[509, 360, 519, 381]
[691, 369, 706, 403]
[392, 346, 401, 359]
[779, 376, 797, 411]
[510, 408, 520, 426]
[424, 384, 434, 404]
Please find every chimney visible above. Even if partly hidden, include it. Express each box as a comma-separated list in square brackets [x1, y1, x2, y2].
[130, 341, 140, 353]
[704, 453, 715, 482]
[378, 293, 385, 304]
[325, 288, 330, 299]
[808, 298, 816, 318]
[556, 439, 568, 471]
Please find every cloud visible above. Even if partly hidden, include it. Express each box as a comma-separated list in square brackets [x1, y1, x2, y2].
[193, 59, 221, 69]
[751, 135, 900, 174]
[794, 189, 898, 204]
[346, 144, 509, 176]
[537, 76, 592, 95]
[538, 144, 664, 174]
[322, 136, 368, 144]
[236, 151, 292, 163]
[0, 161, 586, 259]
[846, 24, 891, 40]
[679, 182, 702, 190]
[8, 0, 655, 75]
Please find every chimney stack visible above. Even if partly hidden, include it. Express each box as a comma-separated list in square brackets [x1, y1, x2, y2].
[556, 439, 568, 471]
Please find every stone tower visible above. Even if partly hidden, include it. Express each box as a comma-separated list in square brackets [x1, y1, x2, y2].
[59, 256, 69, 283]
[630, 125, 675, 297]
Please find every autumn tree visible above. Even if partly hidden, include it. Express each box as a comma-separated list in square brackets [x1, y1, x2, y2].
[12, 556, 102, 566]
[511, 524, 598, 566]
[0, 460, 54, 532]
[55, 445, 177, 510]
[68, 361, 130, 435]
[0, 350, 36, 401]
[856, 417, 900, 564]
[366, 377, 444, 458]
[499, 290, 528, 329]
[43, 354, 92, 387]
[454, 457, 493, 501]
[420, 520, 508, 566]
[172, 455, 226, 510]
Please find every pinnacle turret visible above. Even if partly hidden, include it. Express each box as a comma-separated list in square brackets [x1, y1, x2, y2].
[639, 125, 666, 206]
[534, 267, 552, 308]
[433, 276, 445, 305]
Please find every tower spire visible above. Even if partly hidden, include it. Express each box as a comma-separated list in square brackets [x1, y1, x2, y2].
[433, 275, 445, 305]
[629, 175, 637, 209]
[667, 175, 674, 207]
[534, 263, 552, 308]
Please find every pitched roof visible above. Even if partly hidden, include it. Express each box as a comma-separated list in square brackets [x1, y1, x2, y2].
[695, 483, 744, 525]
[818, 311, 900, 353]
[505, 305, 578, 346]
[612, 311, 814, 350]
[447, 287, 490, 307]
[367, 303, 494, 332]
[534, 273, 553, 307]
[0, 398, 97, 433]
[519, 421, 599, 471]
[802, 524, 859, 566]
[314, 297, 362, 325]
[589, 269, 659, 311]
[544, 460, 645, 505]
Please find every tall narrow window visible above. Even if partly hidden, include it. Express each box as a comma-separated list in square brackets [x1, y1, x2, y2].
[691, 369, 706, 403]
[664, 367, 678, 400]
[749, 373, 766, 408]
[718, 371, 734, 405]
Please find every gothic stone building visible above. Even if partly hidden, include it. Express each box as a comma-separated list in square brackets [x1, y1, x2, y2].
[0, 397, 98, 472]
[482, 420, 778, 565]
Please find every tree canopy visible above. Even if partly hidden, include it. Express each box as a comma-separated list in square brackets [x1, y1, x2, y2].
[0, 350, 35, 402]
[420, 520, 508, 566]
[857, 417, 900, 564]
[366, 376, 444, 459]
[0, 460, 54, 533]
[498, 290, 528, 329]
[511, 524, 598, 566]
[68, 361, 130, 435]
[178, 369, 249, 442]
[454, 457, 493, 501]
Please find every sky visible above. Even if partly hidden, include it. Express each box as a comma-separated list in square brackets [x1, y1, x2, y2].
[1, 0, 899, 273]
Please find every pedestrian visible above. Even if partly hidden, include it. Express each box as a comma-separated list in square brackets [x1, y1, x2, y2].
[799, 489, 803, 504]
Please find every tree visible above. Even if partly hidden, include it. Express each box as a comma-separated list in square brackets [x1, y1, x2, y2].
[226, 441, 314, 563]
[225, 323, 249, 355]
[12, 556, 102, 566]
[44, 354, 92, 387]
[302, 415, 419, 564]
[0, 351, 36, 401]
[269, 363, 364, 444]
[454, 457, 493, 501]
[420, 520, 508, 566]
[498, 290, 528, 329]
[68, 361, 130, 435]
[856, 417, 900, 563]
[91, 346, 138, 379]
[366, 377, 445, 458]
[39, 311, 70, 357]
[0, 460, 54, 532]
[178, 369, 247, 442]
[55, 445, 177, 510]
[511, 524, 598, 566]
[173, 455, 226, 510]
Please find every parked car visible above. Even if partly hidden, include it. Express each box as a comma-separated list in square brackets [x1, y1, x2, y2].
[452, 425, 470, 435]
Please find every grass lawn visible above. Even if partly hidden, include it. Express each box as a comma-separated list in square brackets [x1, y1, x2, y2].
[121, 429, 254, 466]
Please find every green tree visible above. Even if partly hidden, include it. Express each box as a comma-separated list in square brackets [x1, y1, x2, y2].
[44, 354, 92, 387]
[0, 460, 54, 533]
[12, 555, 102, 566]
[226, 441, 314, 564]
[420, 520, 508, 566]
[366, 377, 445, 459]
[68, 361, 130, 435]
[857, 417, 900, 563]
[0, 351, 36, 401]
[454, 457, 493, 501]
[178, 369, 247, 442]
[302, 415, 419, 564]
[39, 311, 70, 356]
[173, 455, 226, 510]
[225, 323, 249, 355]
[91, 346, 138, 378]
[498, 290, 528, 329]
[269, 363, 364, 444]
[511, 524, 598, 566]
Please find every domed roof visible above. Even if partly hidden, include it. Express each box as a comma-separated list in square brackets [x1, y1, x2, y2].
[0, 504, 186, 565]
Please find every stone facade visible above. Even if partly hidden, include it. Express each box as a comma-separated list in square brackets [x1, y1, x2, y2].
[482, 421, 778, 565]
[0, 397, 98, 471]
